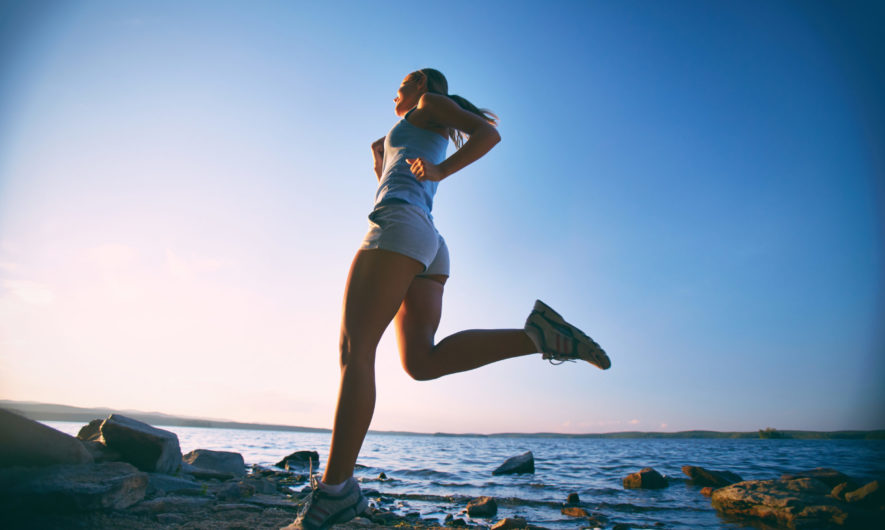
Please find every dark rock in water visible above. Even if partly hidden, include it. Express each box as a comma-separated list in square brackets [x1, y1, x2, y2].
[712, 477, 855, 528]
[0, 462, 147, 511]
[492, 517, 528, 529]
[466, 496, 498, 517]
[100, 414, 181, 474]
[76, 419, 104, 442]
[844, 480, 882, 507]
[0, 408, 94, 468]
[566, 492, 580, 505]
[275, 450, 319, 470]
[561, 506, 590, 517]
[623, 467, 668, 489]
[183, 449, 245, 478]
[492, 451, 534, 475]
[781, 468, 853, 489]
[682, 465, 742, 487]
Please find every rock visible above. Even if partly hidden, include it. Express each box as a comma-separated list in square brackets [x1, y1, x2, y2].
[844, 480, 882, 507]
[700, 487, 714, 497]
[156, 513, 187, 524]
[561, 506, 590, 517]
[781, 468, 853, 489]
[378, 472, 388, 480]
[147, 473, 203, 496]
[81, 440, 123, 463]
[216, 480, 255, 501]
[181, 461, 235, 480]
[623, 467, 668, 489]
[0, 462, 147, 511]
[466, 496, 498, 517]
[76, 419, 104, 442]
[492, 517, 528, 529]
[99, 414, 181, 474]
[682, 465, 742, 487]
[566, 492, 580, 505]
[712, 478, 852, 528]
[830, 481, 854, 501]
[183, 449, 245, 478]
[275, 450, 319, 471]
[492, 451, 534, 475]
[0, 408, 94, 468]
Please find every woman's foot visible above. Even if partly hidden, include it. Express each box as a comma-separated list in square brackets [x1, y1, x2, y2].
[282, 477, 368, 530]
[524, 299, 611, 369]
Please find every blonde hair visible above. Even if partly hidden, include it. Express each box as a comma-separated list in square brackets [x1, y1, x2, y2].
[412, 68, 498, 149]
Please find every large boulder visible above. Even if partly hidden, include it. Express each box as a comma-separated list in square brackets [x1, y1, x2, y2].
[0, 461, 147, 511]
[682, 465, 743, 487]
[712, 477, 855, 528]
[99, 414, 181, 474]
[492, 451, 534, 475]
[275, 450, 319, 471]
[623, 467, 668, 489]
[0, 408, 93, 468]
[183, 449, 245, 478]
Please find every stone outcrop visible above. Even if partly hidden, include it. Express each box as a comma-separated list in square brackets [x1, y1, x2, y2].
[492, 451, 534, 475]
[682, 465, 742, 487]
[275, 450, 319, 471]
[0, 462, 147, 511]
[781, 468, 853, 489]
[466, 496, 498, 517]
[183, 449, 245, 478]
[99, 414, 181, 474]
[0, 408, 94, 468]
[623, 467, 668, 489]
[844, 480, 882, 507]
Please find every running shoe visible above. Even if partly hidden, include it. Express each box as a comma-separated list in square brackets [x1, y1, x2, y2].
[525, 299, 611, 369]
[282, 475, 368, 530]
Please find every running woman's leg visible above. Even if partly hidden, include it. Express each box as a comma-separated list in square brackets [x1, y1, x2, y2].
[322, 249, 423, 486]
[395, 276, 537, 381]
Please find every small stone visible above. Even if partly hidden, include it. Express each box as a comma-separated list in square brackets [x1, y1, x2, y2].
[561, 506, 590, 517]
[76, 419, 104, 442]
[183, 449, 245, 478]
[466, 496, 498, 517]
[700, 487, 714, 497]
[378, 472, 388, 480]
[566, 492, 580, 504]
[275, 450, 319, 470]
[491, 517, 528, 529]
[448, 518, 468, 527]
[492, 451, 535, 475]
[623, 467, 668, 489]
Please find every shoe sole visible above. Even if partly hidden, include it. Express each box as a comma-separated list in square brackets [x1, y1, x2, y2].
[534, 300, 611, 370]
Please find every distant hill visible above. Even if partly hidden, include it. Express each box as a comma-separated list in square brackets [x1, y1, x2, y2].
[2, 400, 883, 439]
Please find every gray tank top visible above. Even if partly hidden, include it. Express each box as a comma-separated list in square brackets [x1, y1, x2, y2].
[374, 108, 449, 213]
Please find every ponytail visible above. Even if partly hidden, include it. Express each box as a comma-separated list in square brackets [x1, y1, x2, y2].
[415, 68, 498, 149]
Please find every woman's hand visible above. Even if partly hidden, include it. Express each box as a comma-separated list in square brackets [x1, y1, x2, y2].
[406, 157, 446, 182]
[371, 137, 385, 180]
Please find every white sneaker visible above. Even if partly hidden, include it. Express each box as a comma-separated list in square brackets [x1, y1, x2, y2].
[282, 476, 368, 530]
[525, 299, 610, 369]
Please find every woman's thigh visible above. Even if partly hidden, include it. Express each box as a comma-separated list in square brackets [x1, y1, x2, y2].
[339, 248, 424, 364]
[394, 275, 448, 368]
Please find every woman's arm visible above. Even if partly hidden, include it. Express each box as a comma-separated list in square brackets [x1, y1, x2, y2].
[371, 136, 385, 180]
[405, 93, 500, 182]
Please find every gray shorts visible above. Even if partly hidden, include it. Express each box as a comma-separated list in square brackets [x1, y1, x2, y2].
[360, 201, 450, 277]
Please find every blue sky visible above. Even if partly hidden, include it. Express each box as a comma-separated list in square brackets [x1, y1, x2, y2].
[0, 0, 882, 433]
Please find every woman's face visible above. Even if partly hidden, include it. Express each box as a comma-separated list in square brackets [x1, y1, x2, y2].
[394, 73, 426, 116]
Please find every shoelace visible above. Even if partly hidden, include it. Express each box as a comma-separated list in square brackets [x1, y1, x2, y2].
[542, 351, 576, 365]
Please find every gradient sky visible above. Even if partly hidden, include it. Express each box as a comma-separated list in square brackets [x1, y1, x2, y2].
[1, 0, 882, 434]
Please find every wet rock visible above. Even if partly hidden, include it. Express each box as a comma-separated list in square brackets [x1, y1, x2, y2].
[378, 472, 388, 480]
[712, 477, 852, 528]
[492, 451, 534, 475]
[0, 462, 147, 512]
[566, 492, 580, 505]
[275, 450, 319, 471]
[183, 449, 245, 478]
[623, 467, 668, 489]
[76, 419, 104, 442]
[99, 414, 181, 474]
[492, 517, 528, 529]
[147, 473, 203, 496]
[561, 506, 590, 517]
[0, 408, 94, 468]
[700, 487, 714, 497]
[781, 468, 853, 489]
[466, 496, 498, 517]
[844, 480, 882, 506]
[682, 465, 742, 487]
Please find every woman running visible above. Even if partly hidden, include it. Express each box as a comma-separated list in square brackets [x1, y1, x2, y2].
[286, 68, 610, 530]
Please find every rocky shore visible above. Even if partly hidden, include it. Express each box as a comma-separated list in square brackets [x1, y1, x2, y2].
[1, 408, 882, 529]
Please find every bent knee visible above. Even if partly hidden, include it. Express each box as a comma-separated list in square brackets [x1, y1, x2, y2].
[401, 351, 438, 382]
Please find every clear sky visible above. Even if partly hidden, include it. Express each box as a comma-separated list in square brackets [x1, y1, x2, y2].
[1, 0, 882, 434]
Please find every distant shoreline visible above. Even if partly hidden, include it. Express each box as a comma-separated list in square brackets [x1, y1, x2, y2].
[3, 399, 883, 440]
